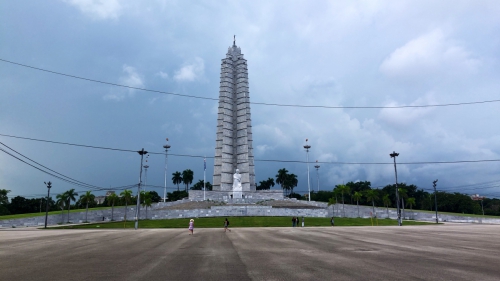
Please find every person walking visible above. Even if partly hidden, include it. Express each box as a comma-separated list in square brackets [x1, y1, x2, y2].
[292, 217, 296, 227]
[330, 216, 335, 227]
[224, 218, 231, 232]
[188, 219, 194, 235]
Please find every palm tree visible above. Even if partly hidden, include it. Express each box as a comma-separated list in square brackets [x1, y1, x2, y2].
[120, 189, 133, 222]
[398, 188, 407, 219]
[383, 194, 391, 218]
[407, 197, 416, 219]
[182, 169, 194, 191]
[172, 171, 182, 191]
[285, 174, 298, 196]
[364, 189, 379, 217]
[328, 197, 337, 216]
[80, 191, 95, 223]
[266, 178, 275, 189]
[337, 184, 351, 217]
[141, 191, 152, 219]
[107, 193, 119, 221]
[64, 189, 78, 223]
[56, 193, 67, 224]
[276, 168, 289, 196]
[352, 191, 362, 218]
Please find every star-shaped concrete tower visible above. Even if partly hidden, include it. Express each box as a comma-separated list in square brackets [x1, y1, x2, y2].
[212, 38, 256, 192]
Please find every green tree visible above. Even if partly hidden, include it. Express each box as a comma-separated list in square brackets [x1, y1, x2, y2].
[328, 197, 337, 216]
[398, 188, 407, 219]
[0, 189, 10, 215]
[64, 189, 78, 223]
[352, 191, 362, 218]
[257, 178, 275, 190]
[383, 194, 391, 217]
[148, 191, 163, 202]
[336, 184, 351, 217]
[141, 191, 152, 219]
[407, 197, 416, 219]
[182, 169, 194, 191]
[172, 171, 183, 192]
[345, 181, 371, 204]
[364, 189, 379, 216]
[56, 193, 67, 223]
[191, 180, 212, 191]
[276, 168, 289, 195]
[166, 190, 189, 202]
[120, 189, 133, 222]
[80, 191, 95, 223]
[107, 193, 119, 221]
[284, 174, 298, 197]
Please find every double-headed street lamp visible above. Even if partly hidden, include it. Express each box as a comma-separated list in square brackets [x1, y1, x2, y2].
[163, 138, 171, 203]
[135, 148, 148, 230]
[390, 151, 402, 226]
[304, 139, 311, 201]
[44, 181, 52, 229]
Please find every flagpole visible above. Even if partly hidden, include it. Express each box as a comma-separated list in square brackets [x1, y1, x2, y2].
[203, 157, 206, 201]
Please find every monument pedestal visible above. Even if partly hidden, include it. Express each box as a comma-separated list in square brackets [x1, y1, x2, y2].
[189, 190, 283, 201]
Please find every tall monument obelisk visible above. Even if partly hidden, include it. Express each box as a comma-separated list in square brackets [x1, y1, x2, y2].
[213, 38, 256, 192]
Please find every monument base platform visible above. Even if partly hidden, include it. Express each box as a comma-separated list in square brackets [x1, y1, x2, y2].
[189, 190, 283, 202]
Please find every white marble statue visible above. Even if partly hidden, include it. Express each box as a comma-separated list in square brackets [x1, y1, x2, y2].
[233, 169, 242, 198]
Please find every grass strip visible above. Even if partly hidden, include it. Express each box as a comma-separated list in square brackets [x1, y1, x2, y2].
[51, 216, 435, 229]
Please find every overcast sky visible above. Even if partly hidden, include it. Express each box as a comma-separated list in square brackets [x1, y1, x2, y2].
[1, 0, 500, 200]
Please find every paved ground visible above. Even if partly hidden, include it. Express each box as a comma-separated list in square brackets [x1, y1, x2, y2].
[1, 224, 499, 280]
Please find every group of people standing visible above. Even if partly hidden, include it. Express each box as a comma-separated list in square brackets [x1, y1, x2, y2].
[291, 216, 303, 227]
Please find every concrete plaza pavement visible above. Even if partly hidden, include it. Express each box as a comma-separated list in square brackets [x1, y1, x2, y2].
[1, 224, 499, 280]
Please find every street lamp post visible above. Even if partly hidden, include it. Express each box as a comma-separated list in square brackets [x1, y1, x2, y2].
[163, 138, 171, 203]
[390, 151, 401, 226]
[314, 160, 320, 192]
[44, 181, 51, 229]
[304, 139, 311, 202]
[135, 148, 148, 230]
[203, 157, 207, 201]
[433, 179, 438, 223]
[143, 165, 149, 192]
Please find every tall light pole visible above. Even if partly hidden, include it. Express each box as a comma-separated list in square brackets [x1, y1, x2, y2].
[433, 179, 438, 223]
[135, 148, 148, 230]
[314, 160, 320, 192]
[203, 157, 206, 201]
[44, 181, 52, 228]
[143, 164, 149, 192]
[390, 151, 401, 226]
[304, 139, 311, 201]
[163, 138, 171, 203]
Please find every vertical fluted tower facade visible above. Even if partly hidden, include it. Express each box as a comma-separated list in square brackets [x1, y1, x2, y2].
[213, 42, 256, 191]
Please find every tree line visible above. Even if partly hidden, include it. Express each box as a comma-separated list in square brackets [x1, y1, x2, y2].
[309, 181, 500, 216]
[0, 188, 162, 218]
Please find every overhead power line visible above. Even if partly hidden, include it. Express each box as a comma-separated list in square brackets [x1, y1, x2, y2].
[2, 133, 500, 165]
[0, 142, 137, 191]
[2, 58, 500, 109]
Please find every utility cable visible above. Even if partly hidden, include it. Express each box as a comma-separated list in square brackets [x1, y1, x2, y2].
[2, 58, 500, 109]
[2, 133, 500, 165]
[0, 141, 101, 189]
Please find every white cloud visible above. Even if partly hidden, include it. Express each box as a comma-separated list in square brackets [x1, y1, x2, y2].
[103, 65, 143, 101]
[380, 29, 481, 79]
[378, 94, 436, 127]
[174, 57, 205, 82]
[157, 71, 169, 79]
[65, 0, 122, 20]
[120, 64, 144, 89]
